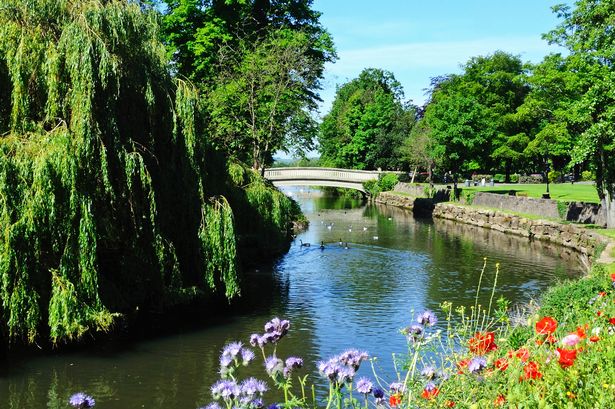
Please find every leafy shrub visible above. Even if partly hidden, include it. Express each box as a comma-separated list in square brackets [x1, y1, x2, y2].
[548, 170, 562, 183]
[581, 170, 594, 181]
[378, 173, 399, 192]
[493, 174, 505, 183]
[519, 174, 544, 184]
[471, 174, 492, 182]
[362, 179, 380, 196]
[510, 174, 519, 183]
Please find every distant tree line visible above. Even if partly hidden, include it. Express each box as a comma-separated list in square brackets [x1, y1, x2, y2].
[317, 0, 615, 227]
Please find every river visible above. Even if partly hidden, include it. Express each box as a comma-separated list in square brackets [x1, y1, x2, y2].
[0, 189, 584, 408]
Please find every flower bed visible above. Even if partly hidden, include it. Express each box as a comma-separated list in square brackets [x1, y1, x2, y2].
[68, 264, 615, 408]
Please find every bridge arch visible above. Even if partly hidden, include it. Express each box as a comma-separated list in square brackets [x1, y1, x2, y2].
[263, 167, 384, 193]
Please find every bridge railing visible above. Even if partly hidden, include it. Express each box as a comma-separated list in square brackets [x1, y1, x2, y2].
[264, 167, 382, 183]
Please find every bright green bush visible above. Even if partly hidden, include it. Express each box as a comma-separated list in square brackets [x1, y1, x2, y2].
[378, 173, 399, 192]
[549, 170, 563, 183]
[581, 170, 594, 181]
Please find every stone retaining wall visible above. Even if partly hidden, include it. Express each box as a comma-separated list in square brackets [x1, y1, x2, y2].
[433, 203, 608, 258]
[468, 191, 605, 226]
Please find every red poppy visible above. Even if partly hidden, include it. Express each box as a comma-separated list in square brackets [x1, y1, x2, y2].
[597, 311, 603, 317]
[445, 400, 456, 407]
[456, 359, 469, 374]
[495, 357, 509, 371]
[469, 331, 497, 354]
[609, 317, 615, 325]
[556, 348, 578, 368]
[590, 335, 600, 342]
[389, 393, 402, 407]
[494, 395, 506, 406]
[610, 273, 615, 281]
[598, 291, 607, 297]
[508, 348, 530, 362]
[523, 361, 542, 380]
[575, 325, 588, 339]
[421, 387, 439, 400]
[536, 316, 557, 335]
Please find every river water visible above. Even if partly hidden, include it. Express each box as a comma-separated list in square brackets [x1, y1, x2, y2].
[0, 190, 584, 408]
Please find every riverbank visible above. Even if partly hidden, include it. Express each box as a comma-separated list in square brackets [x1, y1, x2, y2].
[375, 185, 615, 265]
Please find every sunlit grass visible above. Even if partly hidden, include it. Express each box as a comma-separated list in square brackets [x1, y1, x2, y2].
[459, 183, 600, 203]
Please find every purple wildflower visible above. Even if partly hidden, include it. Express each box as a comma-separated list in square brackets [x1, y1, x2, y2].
[338, 349, 369, 370]
[424, 382, 437, 392]
[468, 356, 487, 374]
[222, 341, 243, 359]
[285, 356, 304, 369]
[249, 333, 266, 348]
[417, 310, 437, 326]
[241, 348, 255, 366]
[200, 404, 222, 409]
[356, 377, 373, 394]
[389, 382, 405, 394]
[318, 359, 342, 382]
[267, 404, 281, 409]
[264, 356, 284, 377]
[211, 380, 240, 400]
[421, 365, 437, 380]
[373, 387, 385, 405]
[336, 366, 355, 384]
[220, 354, 233, 368]
[69, 393, 95, 408]
[262, 318, 291, 344]
[240, 377, 268, 397]
[251, 398, 264, 408]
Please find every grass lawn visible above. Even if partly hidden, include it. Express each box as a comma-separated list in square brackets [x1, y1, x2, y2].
[457, 182, 600, 203]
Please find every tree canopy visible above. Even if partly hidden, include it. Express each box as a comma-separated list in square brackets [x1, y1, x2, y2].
[319, 68, 416, 170]
[0, 0, 300, 346]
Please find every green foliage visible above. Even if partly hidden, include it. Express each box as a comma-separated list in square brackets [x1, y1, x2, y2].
[556, 201, 569, 220]
[581, 170, 594, 181]
[378, 173, 399, 192]
[423, 51, 529, 175]
[319, 68, 417, 170]
[538, 265, 610, 321]
[362, 173, 399, 196]
[493, 174, 505, 183]
[548, 170, 563, 183]
[156, 0, 336, 170]
[0, 0, 298, 346]
[510, 173, 519, 183]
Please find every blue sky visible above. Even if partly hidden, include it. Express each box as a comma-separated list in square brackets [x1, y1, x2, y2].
[313, 0, 569, 113]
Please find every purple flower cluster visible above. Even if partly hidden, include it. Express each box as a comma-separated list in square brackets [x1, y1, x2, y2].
[389, 382, 405, 394]
[420, 365, 437, 380]
[283, 356, 304, 378]
[250, 318, 290, 347]
[424, 382, 437, 392]
[69, 393, 95, 408]
[210, 377, 268, 409]
[468, 356, 487, 374]
[264, 356, 285, 378]
[317, 349, 368, 385]
[219, 341, 256, 378]
[417, 310, 438, 327]
[356, 377, 373, 394]
[372, 387, 385, 405]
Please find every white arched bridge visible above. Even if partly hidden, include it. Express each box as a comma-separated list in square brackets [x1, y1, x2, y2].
[264, 167, 390, 193]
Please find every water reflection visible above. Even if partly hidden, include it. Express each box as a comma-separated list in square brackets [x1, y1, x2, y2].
[0, 189, 584, 408]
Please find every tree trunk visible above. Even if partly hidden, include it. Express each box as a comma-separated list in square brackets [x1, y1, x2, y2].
[410, 166, 417, 184]
[604, 191, 615, 228]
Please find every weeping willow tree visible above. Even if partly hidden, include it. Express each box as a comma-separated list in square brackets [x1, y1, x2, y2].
[0, 0, 298, 347]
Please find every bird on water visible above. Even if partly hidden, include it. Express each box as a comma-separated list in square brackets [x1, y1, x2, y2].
[300, 239, 310, 247]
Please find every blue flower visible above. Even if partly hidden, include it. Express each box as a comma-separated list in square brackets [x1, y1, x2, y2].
[389, 382, 405, 394]
[222, 341, 243, 359]
[199, 404, 222, 409]
[420, 365, 437, 380]
[424, 381, 437, 392]
[356, 377, 373, 394]
[241, 348, 255, 366]
[240, 377, 268, 397]
[417, 310, 437, 326]
[264, 356, 284, 377]
[211, 380, 240, 400]
[69, 392, 95, 408]
[338, 349, 369, 370]
[468, 356, 487, 374]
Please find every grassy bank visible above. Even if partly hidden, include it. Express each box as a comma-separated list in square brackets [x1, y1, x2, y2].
[457, 183, 601, 203]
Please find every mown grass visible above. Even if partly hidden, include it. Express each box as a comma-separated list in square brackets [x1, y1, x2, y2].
[458, 183, 600, 203]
